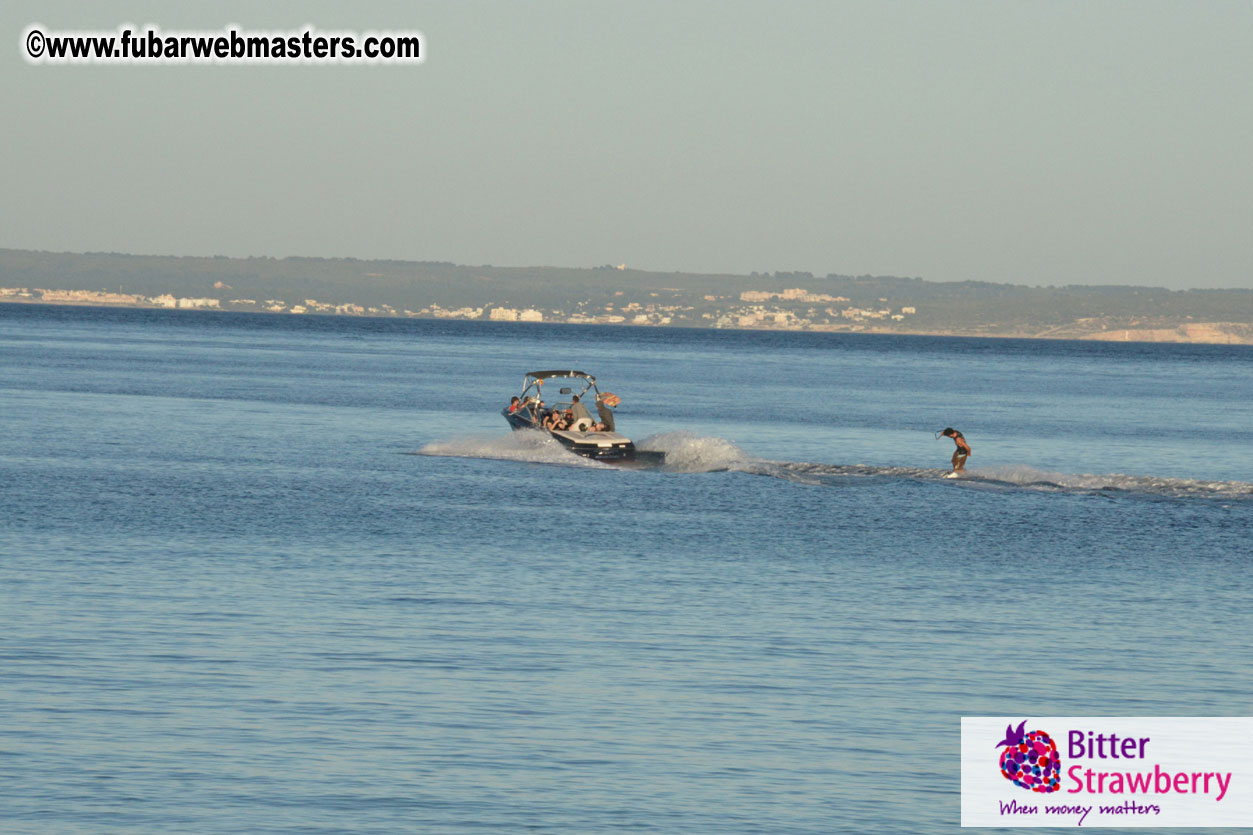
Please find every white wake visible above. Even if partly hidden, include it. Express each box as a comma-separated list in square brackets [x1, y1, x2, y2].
[415, 432, 1253, 500]
[417, 430, 604, 468]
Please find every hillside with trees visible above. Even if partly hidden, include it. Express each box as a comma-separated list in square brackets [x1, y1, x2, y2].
[3, 248, 1252, 343]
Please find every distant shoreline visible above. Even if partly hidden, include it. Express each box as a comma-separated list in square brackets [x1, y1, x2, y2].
[5, 297, 1251, 346]
[5, 248, 1253, 346]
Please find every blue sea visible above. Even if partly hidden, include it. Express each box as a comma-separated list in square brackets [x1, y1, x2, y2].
[2, 303, 1250, 834]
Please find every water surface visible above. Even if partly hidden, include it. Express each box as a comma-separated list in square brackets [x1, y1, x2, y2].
[2, 304, 1250, 833]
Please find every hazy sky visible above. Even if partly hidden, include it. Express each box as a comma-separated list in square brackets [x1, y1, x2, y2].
[4, 1, 1252, 289]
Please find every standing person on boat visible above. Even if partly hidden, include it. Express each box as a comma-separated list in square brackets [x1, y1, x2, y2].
[595, 392, 618, 432]
[939, 428, 971, 476]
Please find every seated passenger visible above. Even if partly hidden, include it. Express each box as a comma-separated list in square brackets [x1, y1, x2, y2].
[508, 396, 521, 413]
[513, 398, 534, 422]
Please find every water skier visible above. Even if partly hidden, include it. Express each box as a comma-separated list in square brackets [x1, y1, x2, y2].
[939, 427, 971, 477]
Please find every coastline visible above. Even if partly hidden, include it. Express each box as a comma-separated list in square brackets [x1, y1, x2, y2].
[5, 249, 1253, 346]
[4, 297, 1251, 346]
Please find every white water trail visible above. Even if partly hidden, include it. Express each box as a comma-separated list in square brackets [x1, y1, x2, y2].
[417, 430, 603, 468]
[634, 431, 751, 473]
[416, 431, 1253, 500]
[959, 464, 1253, 499]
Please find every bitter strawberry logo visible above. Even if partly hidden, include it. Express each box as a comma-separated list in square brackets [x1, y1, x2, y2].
[996, 720, 1061, 793]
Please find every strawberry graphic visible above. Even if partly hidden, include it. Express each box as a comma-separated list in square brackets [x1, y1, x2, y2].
[996, 720, 1061, 793]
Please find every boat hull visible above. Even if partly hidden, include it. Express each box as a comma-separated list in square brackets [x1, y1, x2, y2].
[503, 409, 640, 462]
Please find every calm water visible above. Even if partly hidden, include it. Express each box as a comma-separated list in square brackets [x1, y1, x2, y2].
[1, 304, 1251, 834]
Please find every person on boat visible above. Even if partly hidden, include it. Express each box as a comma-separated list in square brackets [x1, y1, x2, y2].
[522, 399, 542, 425]
[939, 427, 971, 474]
[595, 392, 617, 432]
[542, 409, 564, 431]
[569, 395, 592, 427]
[508, 396, 521, 413]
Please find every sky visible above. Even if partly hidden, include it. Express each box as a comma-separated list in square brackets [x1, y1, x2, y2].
[4, 1, 1252, 289]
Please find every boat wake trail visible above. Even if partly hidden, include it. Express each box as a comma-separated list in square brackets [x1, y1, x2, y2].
[416, 431, 604, 468]
[419, 432, 1253, 501]
[739, 460, 1253, 501]
[944, 465, 1253, 500]
[416, 430, 754, 472]
[634, 432, 751, 473]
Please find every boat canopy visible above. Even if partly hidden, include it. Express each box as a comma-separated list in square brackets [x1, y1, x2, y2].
[517, 369, 602, 402]
[525, 370, 595, 382]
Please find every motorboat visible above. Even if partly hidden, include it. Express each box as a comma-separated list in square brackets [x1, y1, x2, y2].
[502, 370, 663, 464]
